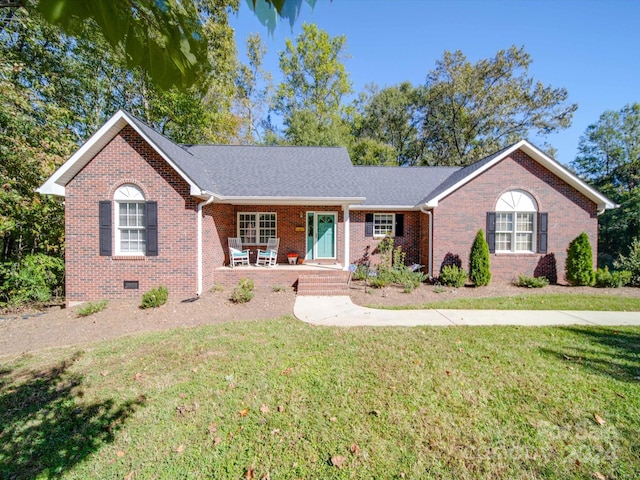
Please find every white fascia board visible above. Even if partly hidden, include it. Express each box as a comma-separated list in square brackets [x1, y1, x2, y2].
[216, 196, 366, 206]
[349, 205, 419, 211]
[423, 140, 617, 212]
[37, 109, 202, 197]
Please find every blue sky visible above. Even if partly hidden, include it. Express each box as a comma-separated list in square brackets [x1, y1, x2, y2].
[230, 0, 639, 166]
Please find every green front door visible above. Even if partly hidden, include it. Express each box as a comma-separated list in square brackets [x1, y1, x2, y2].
[316, 213, 336, 258]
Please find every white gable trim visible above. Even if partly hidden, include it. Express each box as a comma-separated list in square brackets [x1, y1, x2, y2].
[37, 110, 204, 197]
[423, 140, 618, 213]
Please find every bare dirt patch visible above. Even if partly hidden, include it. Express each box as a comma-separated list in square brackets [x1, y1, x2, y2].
[0, 285, 296, 358]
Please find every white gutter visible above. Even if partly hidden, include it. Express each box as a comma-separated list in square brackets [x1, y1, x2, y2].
[420, 204, 433, 278]
[196, 195, 215, 296]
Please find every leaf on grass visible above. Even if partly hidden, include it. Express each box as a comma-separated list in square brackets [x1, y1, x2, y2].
[100, 370, 109, 377]
[116, 450, 125, 458]
[239, 408, 249, 417]
[277, 405, 285, 412]
[244, 465, 255, 479]
[369, 410, 381, 417]
[331, 455, 346, 469]
[445, 370, 451, 376]
[350, 443, 360, 455]
[179, 393, 187, 398]
[260, 404, 269, 414]
[213, 436, 222, 445]
[593, 472, 606, 480]
[133, 372, 143, 381]
[175, 444, 185, 454]
[593, 414, 606, 425]
[281, 367, 293, 376]
[124, 472, 135, 480]
[329, 416, 337, 422]
[616, 392, 625, 399]
[208, 422, 217, 434]
[191, 367, 198, 373]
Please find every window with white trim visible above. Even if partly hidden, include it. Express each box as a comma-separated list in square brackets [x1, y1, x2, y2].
[114, 184, 146, 255]
[373, 213, 394, 237]
[494, 190, 537, 253]
[238, 212, 276, 245]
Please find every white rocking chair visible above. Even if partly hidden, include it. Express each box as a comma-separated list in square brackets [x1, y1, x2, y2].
[228, 237, 250, 267]
[256, 238, 279, 267]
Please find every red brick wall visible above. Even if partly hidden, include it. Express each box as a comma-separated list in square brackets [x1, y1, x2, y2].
[348, 211, 422, 267]
[432, 150, 598, 283]
[65, 126, 198, 304]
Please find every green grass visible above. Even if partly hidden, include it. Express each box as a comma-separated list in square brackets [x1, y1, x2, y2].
[1, 318, 639, 479]
[374, 294, 640, 311]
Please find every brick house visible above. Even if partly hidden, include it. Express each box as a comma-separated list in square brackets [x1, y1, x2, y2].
[38, 110, 616, 305]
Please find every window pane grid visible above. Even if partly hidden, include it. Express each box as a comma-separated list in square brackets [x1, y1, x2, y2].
[373, 213, 394, 237]
[118, 201, 146, 254]
[239, 213, 276, 245]
[496, 212, 535, 252]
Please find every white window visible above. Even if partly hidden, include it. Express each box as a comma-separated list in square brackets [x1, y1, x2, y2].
[114, 184, 146, 255]
[495, 190, 537, 253]
[238, 212, 276, 245]
[373, 213, 394, 237]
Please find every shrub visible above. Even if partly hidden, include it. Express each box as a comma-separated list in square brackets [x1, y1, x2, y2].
[565, 232, 595, 286]
[515, 275, 549, 288]
[469, 230, 491, 286]
[140, 285, 169, 309]
[595, 266, 632, 288]
[352, 264, 369, 281]
[230, 278, 254, 303]
[77, 299, 108, 317]
[614, 237, 640, 286]
[0, 253, 64, 306]
[440, 265, 467, 288]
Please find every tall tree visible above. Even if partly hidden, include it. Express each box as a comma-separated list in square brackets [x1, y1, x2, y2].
[274, 23, 353, 146]
[233, 33, 273, 144]
[420, 46, 576, 166]
[572, 103, 640, 265]
[352, 82, 427, 166]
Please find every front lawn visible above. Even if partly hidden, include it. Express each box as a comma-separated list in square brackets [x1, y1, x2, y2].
[376, 294, 640, 311]
[1, 318, 638, 479]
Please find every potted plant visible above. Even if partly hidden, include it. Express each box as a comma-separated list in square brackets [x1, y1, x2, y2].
[287, 252, 298, 265]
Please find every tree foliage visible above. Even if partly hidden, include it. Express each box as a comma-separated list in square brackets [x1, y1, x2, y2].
[420, 46, 576, 166]
[469, 230, 491, 286]
[352, 82, 427, 166]
[572, 103, 640, 265]
[274, 23, 353, 146]
[565, 232, 595, 286]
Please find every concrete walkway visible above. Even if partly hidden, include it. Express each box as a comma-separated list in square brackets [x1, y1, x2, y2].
[294, 296, 640, 327]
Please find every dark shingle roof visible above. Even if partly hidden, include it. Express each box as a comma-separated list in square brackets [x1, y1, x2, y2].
[355, 166, 459, 206]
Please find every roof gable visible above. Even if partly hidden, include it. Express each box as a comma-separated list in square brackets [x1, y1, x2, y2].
[37, 110, 205, 197]
[421, 140, 617, 212]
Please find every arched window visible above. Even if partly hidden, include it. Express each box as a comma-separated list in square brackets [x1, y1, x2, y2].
[114, 184, 146, 255]
[493, 190, 538, 253]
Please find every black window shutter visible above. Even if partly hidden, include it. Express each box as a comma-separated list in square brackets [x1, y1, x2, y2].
[486, 212, 496, 254]
[538, 212, 548, 254]
[395, 214, 404, 237]
[365, 213, 373, 237]
[99, 201, 112, 256]
[146, 201, 158, 256]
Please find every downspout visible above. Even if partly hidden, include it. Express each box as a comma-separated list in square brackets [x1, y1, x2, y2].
[197, 195, 215, 296]
[420, 205, 433, 278]
[342, 205, 350, 270]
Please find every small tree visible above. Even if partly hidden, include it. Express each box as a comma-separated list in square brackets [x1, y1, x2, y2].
[469, 230, 491, 286]
[565, 232, 595, 286]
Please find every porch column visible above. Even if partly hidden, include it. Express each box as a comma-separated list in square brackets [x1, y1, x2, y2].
[342, 204, 350, 270]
